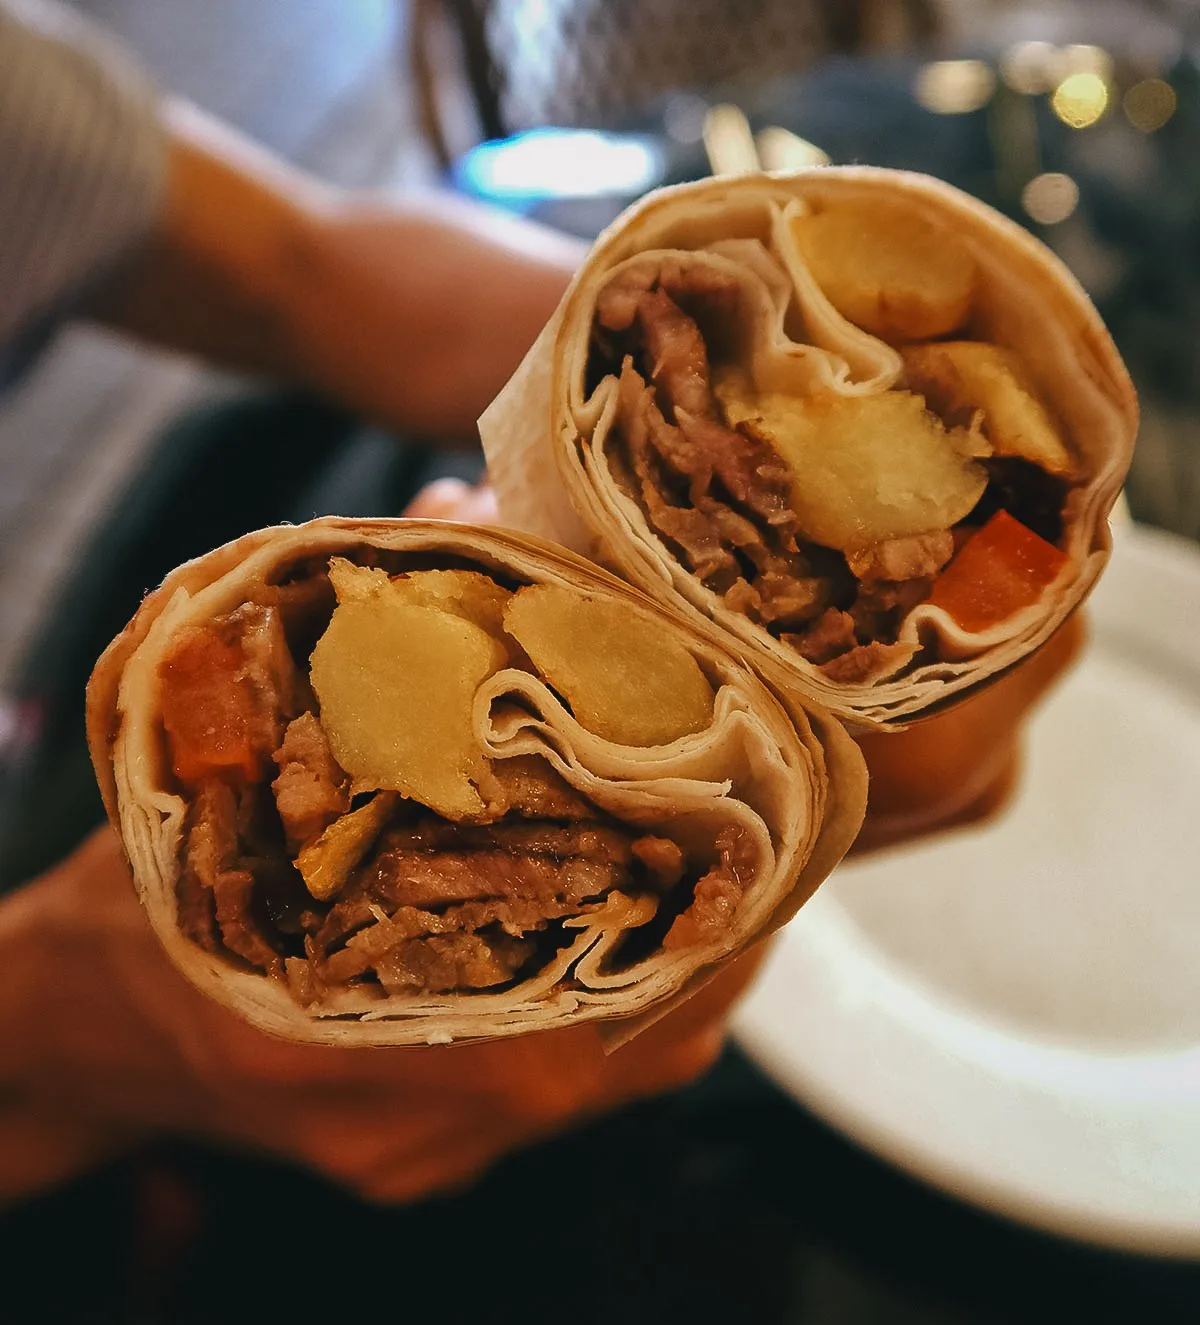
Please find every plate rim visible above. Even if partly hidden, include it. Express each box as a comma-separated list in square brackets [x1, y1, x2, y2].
[733, 521, 1200, 1258]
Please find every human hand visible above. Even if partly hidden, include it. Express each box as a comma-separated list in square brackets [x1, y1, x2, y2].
[851, 611, 1086, 854]
[0, 826, 753, 1208]
[402, 476, 499, 524]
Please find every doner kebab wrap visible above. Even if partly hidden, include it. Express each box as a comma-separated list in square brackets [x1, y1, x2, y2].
[86, 519, 866, 1046]
[480, 168, 1138, 728]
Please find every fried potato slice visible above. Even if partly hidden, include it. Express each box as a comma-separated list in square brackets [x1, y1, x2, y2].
[503, 584, 715, 746]
[902, 341, 1074, 478]
[296, 791, 398, 900]
[309, 560, 506, 818]
[790, 200, 975, 342]
[716, 371, 989, 550]
[389, 568, 514, 645]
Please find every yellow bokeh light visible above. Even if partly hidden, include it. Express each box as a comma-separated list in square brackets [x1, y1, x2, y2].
[1059, 44, 1114, 81]
[1051, 72, 1109, 129]
[1022, 172, 1080, 225]
[914, 60, 996, 115]
[1123, 79, 1177, 132]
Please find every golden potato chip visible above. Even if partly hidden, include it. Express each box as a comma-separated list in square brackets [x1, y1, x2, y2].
[503, 585, 714, 746]
[715, 371, 988, 549]
[902, 341, 1073, 478]
[790, 201, 975, 341]
[389, 568, 513, 644]
[310, 561, 506, 817]
[296, 791, 398, 900]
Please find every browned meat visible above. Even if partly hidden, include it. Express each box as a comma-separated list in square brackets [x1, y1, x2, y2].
[784, 608, 858, 665]
[311, 815, 642, 982]
[663, 825, 754, 950]
[369, 848, 628, 914]
[371, 818, 634, 863]
[841, 531, 955, 638]
[616, 358, 812, 608]
[677, 412, 798, 535]
[372, 820, 633, 898]
[271, 712, 349, 852]
[723, 578, 762, 617]
[615, 317, 807, 623]
[321, 885, 599, 984]
[177, 781, 228, 952]
[179, 779, 281, 974]
[213, 867, 282, 974]
[846, 531, 954, 585]
[696, 491, 769, 558]
[647, 489, 742, 585]
[632, 836, 685, 888]
[636, 287, 715, 419]
[820, 640, 914, 684]
[617, 309, 799, 543]
[595, 258, 741, 333]
[374, 933, 534, 995]
[620, 358, 711, 494]
[285, 954, 323, 1006]
[487, 755, 596, 821]
[593, 266, 980, 680]
[753, 569, 830, 628]
[310, 891, 377, 960]
[309, 813, 691, 990]
[617, 360, 740, 584]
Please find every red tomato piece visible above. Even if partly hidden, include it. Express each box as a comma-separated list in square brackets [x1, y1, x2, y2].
[926, 509, 1068, 634]
[159, 624, 271, 785]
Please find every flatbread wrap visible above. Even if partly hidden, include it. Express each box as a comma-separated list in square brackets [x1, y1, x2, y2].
[86, 518, 866, 1045]
[480, 168, 1138, 728]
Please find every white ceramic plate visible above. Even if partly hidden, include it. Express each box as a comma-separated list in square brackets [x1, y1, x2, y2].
[733, 521, 1200, 1257]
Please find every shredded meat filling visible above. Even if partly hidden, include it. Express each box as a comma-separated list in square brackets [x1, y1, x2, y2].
[166, 558, 758, 1004]
[179, 780, 283, 976]
[596, 264, 1059, 681]
[272, 712, 349, 852]
[663, 825, 756, 951]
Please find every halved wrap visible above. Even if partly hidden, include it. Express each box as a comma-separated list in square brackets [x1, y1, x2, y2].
[86, 518, 866, 1046]
[480, 168, 1138, 728]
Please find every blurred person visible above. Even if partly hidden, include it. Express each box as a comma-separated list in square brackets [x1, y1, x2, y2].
[0, 1, 587, 431]
[0, 0, 1079, 1211]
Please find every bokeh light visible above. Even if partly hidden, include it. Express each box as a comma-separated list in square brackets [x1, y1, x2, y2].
[702, 103, 759, 175]
[755, 126, 830, 171]
[1123, 79, 1177, 132]
[1000, 41, 1059, 95]
[914, 60, 996, 115]
[1051, 72, 1109, 129]
[1058, 44, 1114, 81]
[1021, 172, 1080, 225]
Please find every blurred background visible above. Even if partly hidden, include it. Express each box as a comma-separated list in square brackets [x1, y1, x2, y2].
[2, 1, 1200, 1320]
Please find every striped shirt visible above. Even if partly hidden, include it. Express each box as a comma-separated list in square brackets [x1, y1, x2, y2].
[0, 0, 166, 382]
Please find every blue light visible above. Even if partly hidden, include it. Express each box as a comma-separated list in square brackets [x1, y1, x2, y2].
[455, 128, 666, 204]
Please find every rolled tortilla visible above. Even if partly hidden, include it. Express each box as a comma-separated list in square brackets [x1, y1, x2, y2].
[86, 518, 865, 1046]
[480, 168, 1138, 728]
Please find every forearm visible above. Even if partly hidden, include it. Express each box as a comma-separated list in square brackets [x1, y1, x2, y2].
[285, 190, 587, 439]
[82, 99, 334, 385]
[87, 100, 584, 440]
